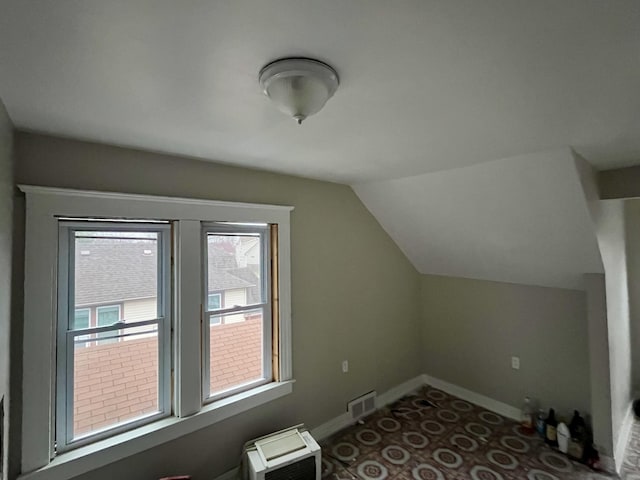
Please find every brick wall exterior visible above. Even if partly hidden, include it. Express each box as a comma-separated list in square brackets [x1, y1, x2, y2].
[210, 315, 262, 393]
[73, 317, 262, 437]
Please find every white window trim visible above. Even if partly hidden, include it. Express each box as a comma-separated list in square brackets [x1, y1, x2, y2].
[19, 185, 294, 480]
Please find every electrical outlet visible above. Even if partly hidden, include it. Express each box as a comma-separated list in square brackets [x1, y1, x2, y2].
[511, 356, 520, 370]
[342, 360, 349, 373]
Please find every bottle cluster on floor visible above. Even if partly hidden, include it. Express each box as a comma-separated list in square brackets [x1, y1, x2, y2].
[521, 396, 601, 470]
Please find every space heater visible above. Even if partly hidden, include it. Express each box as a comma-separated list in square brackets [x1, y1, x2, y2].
[244, 425, 321, 480]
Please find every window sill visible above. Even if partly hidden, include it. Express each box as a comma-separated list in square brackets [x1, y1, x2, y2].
[20, 381, 294, 480]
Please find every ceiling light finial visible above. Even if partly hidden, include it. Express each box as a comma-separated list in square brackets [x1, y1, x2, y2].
[259, 58, 339, 125]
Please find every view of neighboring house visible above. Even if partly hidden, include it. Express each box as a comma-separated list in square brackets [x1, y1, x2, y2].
[74, 235, 261, 336]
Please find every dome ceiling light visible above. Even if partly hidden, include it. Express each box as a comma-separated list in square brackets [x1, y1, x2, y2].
[259, 58, 339, 125]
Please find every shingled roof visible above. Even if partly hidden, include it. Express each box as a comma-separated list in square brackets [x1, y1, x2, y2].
[75, 239, 255, 306]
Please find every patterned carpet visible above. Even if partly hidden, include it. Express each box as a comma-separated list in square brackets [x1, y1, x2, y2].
[320, 385, 613, 480]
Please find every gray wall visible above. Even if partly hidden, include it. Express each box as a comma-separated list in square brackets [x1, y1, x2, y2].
[421, 274, 591, 417]
[12, 132, 422, 480]
[0, 99, 14, 480]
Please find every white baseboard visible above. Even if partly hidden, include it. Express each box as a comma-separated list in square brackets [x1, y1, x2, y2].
[310, 412, 352, 443]
[614, 401, 634, 473]
[422, 374, 521, 421]
[310, 374, 425, 442]
[376, 375, 426, 409]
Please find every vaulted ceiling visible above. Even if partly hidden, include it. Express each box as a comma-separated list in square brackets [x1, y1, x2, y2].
[1, 0, 637, 288]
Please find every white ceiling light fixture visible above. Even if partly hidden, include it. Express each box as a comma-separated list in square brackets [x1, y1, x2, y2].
[259, 58, 339, 125]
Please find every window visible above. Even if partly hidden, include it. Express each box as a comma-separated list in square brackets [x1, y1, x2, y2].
[21, 186, 292, 479]
[74, 309, 90, 329]
[207, 293, 222, 311]
[207, 293, 222, 326]
[56, 223, 171, 451]
[95, 304, 121, 344]
[74, 308, 91, 347]
[203, 224, 271, 399]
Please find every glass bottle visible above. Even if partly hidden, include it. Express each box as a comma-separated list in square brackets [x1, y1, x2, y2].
[521, 397, 534, 434]
[536, 409, 546, 437]
[545, 408, 558, 447]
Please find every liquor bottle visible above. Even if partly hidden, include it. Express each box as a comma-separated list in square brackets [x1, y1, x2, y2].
[545, 408, 558, 447]
[536, 409, 546, 437]
[521, 397, 534, 434]
[568, 410, 586, 460]
[569, 410, 586, 439]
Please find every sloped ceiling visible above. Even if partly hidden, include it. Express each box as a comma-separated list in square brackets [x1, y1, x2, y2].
[353, 149, 603, 289]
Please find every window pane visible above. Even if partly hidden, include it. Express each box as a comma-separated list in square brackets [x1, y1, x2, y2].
[209, 308, 264, 396]
[97, 305, 120, 325]
[206, 233, 262, 309]
[73, 326, 159, 438]
[208, 293, 221, 311]
[74, 232, 158, 323]
[74, 309, 89, 329]
[71, 230, 160, 440]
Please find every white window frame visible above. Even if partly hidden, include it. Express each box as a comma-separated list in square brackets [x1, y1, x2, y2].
[56, 222, 171, 452]
[19, 185, 293, 480]
[202, 224, 272, 401]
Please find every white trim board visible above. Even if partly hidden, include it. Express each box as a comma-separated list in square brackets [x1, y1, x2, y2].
[614, 401, 634, 473]
[376, 375, 426, 410]
[311, 375, 425, 442]
[421, 374, 522, 421]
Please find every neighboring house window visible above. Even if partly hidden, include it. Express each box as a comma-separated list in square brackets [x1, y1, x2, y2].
[96, 304, 120, 326]
[203, 224, 271, 400]
[208, 293, 222, 326]
[74, 308, 90, 329]
[95, 304, 122, 344]
[74, 308, 90, 347]
[57, 223, 171, 451]
[20, 186, 292, 479]
[208, 293, 222, 310]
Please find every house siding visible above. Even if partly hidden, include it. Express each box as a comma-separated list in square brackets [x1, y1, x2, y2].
[123, 297, 157, 322]
[222, 288, 247, 324]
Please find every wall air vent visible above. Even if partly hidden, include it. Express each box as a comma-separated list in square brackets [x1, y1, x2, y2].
[347, 390, 377, 421]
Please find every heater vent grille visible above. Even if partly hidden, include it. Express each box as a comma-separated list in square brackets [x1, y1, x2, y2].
[347, 391, 377, 420]
[264, 456, 316, 480]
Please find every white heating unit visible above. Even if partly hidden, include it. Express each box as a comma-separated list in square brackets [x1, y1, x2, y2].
[245, 426, 321, 480]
